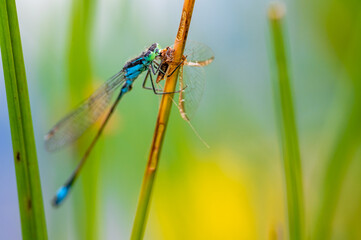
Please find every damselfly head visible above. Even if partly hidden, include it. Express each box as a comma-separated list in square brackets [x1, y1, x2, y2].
[155, 43, 162, 55]
[145, 43, 162, 61]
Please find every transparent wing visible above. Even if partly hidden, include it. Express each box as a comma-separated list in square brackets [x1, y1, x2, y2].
[45, 70, 126, 151]
[184, 41, 214, 67]
[168, 42, 214, 65]
[178, 64, 206, 120]
[178, 42, 214, 120]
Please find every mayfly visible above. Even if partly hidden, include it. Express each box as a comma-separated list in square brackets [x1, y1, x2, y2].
[155, 42, 214, 121]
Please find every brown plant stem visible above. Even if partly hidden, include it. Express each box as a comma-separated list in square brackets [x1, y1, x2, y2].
[130, 1, 195, 239]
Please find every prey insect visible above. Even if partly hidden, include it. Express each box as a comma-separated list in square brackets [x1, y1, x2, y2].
[153, 42, 214, 121]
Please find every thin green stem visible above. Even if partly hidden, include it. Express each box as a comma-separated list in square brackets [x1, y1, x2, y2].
[313, 9, 361, 240]
[0, 0, 47, 239]
[268, 3, 305, 240]
[130, 0, 195, 239]
[66, 0, 97, 239]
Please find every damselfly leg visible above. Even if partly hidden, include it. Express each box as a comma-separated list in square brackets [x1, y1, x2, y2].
[142, 56, 187, 95]
[142, 61, 187, 95]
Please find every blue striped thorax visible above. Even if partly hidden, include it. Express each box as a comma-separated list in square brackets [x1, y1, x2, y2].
[123, 43, 161, 80]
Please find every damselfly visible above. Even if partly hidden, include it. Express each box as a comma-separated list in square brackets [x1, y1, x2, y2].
[45, 42, 213, 206]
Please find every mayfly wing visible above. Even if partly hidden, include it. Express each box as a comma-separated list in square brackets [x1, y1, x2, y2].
[178, 64, 206, 120]
[45, 70, 126, 152]
[183, 41, 214, 67]
[178, 42, 214, 120]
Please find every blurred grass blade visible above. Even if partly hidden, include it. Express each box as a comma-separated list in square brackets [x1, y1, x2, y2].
[66, 0, 97, 239]
[130, 0, 196, 239]
[314, 7, 361, 239]
[268, 3, 305, 240]
[0, 0, 48, 239]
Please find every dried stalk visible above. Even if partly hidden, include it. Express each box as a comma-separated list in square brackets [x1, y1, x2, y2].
[130, 0, 196, 239]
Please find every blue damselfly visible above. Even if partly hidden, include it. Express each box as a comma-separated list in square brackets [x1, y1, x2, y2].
[45, 42, 213, 206]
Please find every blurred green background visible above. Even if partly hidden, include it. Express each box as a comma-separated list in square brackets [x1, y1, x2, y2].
[1, 0, 360, 239]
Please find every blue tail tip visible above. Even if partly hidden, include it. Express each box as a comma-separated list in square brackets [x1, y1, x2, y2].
[52, 185, 70, 207]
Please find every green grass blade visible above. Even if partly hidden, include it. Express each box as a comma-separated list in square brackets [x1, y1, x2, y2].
[66, 0, 97, 239]
[313, 9, 361, 240]
[0, 0, 48, 239]
[268, 3, 305, 240]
